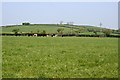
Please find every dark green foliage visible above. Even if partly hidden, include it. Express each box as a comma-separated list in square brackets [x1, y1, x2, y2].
[12, 29, 19, 35]
[22, 22, 30, 25]
[103, 29, 112, 36]
[37, 30, 40, 33]
[1, 24, 120, 37]
[74, 30, 79, 35]
[114, 29, 120, 34]
[79, 28, 85, 33]
[30, 31, 33, 33]
[41, 30, 46, 34]
[57, 28, 64, 34]
[87, 28, 94, 32]
[93, 29, 97, 35]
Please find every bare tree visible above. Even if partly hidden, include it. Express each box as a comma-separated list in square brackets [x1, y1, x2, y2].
[67, 22, 74, 25]
[100, 22, 102, 27]
[60, 21, 63, 25]
[100, 22, 103, 32]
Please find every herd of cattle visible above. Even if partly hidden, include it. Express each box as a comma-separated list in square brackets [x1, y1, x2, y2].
[1, 33, 120, 38]
[1, 33, 57, 37]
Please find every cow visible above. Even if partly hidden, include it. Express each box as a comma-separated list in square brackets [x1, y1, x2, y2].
[33, 34, 37, 37]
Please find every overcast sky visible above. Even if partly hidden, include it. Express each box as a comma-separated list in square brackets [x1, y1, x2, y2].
[1, 1, 119, 29]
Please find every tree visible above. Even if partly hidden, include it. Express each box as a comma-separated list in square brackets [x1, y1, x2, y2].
[103, 29, 112, 37]
[74, 30, 79, 35]
[12, 29, 19, 36]
[42, 30, 46, 34]
[87, 28, 93, 32]
[57, 28, 64, 35]
[99, 22, 102, 27]
[22, 22, 30, 25]
[30, 31, 33, 33]
[93, 29, 97, 35]
[60, 21, 63, 25]
[74, 28, 85, 35]
[37, 30, 40, 33]
[67, 22, 74, 25]
[79, 28, 85, 33]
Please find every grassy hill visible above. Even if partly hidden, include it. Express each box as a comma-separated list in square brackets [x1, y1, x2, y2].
[2, 24, 119, 78]
[1, 24, 65, 33]
[1, 24, 106, 34]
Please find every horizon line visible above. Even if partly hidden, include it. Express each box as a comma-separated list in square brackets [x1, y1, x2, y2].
[1, 23, 118, 30]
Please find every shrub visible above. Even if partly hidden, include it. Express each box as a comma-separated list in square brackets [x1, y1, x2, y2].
[41, 30, 46, 34]
[22, 22, 30, 25]
[103, 29, 112, 37]
[57, 28, 64, 34]
[12, 29, 19, 36]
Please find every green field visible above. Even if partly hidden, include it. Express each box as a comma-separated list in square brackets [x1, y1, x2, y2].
[2, 25, 70, 33]
[1, 24, 105, 35]
[2, 24, 119, 37]
[2, 36, 118, 78]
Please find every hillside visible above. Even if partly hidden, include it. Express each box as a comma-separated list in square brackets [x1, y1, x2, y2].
[1, 24, 120, 37]
[1, 24, 106, 34]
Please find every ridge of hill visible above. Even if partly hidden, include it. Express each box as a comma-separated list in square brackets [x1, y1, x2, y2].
[1, 24, 119, 35]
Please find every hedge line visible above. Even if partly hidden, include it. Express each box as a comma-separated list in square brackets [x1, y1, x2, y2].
[0, 33, 120, 38]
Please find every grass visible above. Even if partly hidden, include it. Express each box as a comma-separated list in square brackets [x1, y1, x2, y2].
[2, 36, 118, 78]
[1, 24, 105, 34]
[2, 24, 119, 36]
[2, 25, 71, 33]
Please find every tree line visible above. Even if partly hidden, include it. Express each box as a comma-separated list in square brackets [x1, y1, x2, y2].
[5, 27, 119, 38]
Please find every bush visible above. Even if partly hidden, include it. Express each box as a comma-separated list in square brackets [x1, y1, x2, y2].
[22, 22, 30, 25]
[103, 29, 112, 37]
[41, 30, 46, 34]
[12, 29, 19, 35]
[57, 28, 64, 34]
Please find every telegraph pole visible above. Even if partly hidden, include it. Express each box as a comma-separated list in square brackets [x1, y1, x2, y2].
[100, 22, 102, 32]
[100, 22, 102, 27]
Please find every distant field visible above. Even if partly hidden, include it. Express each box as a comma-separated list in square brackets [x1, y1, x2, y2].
[2, 36, 118, 78]
[1, 24, 105, 35]
[2, 25, 70, 33]
[1, 25, 74, 33]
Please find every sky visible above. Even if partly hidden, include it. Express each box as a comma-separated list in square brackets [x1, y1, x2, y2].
[1, 1, 119, 29]
[1, 0, 120, 2]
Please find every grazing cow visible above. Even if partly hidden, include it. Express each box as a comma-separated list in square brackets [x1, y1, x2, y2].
[46, 35, 50, 37]
[33, 34, 37, 37]
[37, 34, 47, 37]
[51, 34, 56, 37]
[53, 34, 57, 37]
[42, 34, 47, 37]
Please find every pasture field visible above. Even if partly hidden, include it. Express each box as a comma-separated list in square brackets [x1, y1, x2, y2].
[2, 25, 71, 33]
[2, 36, 118, 78]
[1, 24, 104, 35]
